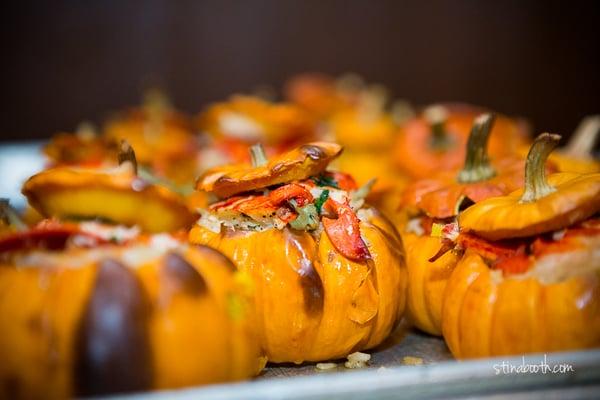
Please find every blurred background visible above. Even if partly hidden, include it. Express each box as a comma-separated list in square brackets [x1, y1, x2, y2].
[1, 0, 599, 142]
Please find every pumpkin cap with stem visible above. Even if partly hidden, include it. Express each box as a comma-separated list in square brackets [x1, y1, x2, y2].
[563, 115, 600, 159]
[519, 133, 561, 203]
[118, 140, 138, 175]
[424, 105, 453, 150]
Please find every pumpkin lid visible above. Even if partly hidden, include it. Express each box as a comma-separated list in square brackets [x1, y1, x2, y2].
[197, 142, 343, 198]
[402, 113, 517, 219]
[197, 95, 314, 145]
[22, 141, 196, 233]
[549, 114, 600, 174]
[459, 133, 600, 240]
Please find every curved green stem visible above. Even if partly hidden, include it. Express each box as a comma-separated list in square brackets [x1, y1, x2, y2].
[143, 88, 171, 118]
[118, 140, 138, 175]
[519, 133, 561, 203]
[424, 105, 452, 150]
[564, 115, 600, 158]
[457, 113, 496, 183]
[250, 144, 268, 167]
[75, 121, 97, 140]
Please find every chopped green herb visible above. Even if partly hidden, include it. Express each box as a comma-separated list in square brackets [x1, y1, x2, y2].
[289, 201, 319, 231]
[311, 174, 339, 189]
[315, 190, 330, 214]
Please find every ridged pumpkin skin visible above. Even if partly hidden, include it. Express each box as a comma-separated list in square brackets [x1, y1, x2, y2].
[402, 232, 460, 336]
[189, 209, 407, 363]
[442, 250, 600, 359]
[0, 241, 263, 399]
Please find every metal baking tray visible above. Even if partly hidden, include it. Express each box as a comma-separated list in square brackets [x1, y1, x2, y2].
[1, 142, 599, 399]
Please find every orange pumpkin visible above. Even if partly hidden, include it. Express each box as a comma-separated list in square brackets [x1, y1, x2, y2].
[198, 95, 315, 155]
[104, 90, 196, 165]
[284, 73, 368, 120]
[325, 85, 409, 215]
[22, 142, 196, 233]
[442, 224, 600, 359]
[442, 133, 600, 358]
[190, 142, 407, 363]
[399, 114, 518, 335]
[44, 123, 116, 168]
[45, 91, 200, 186]
[393, 103, 529, 180]
[547, 115, 600, 173]
[0, 224, 264, 399]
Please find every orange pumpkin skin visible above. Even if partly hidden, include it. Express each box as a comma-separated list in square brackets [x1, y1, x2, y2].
[402, 232, 460, 336]
[189, 209, 407, 363]
[394, 107, 528, 180]
[0, 241, 263, 399]
[442, 250, 600, 359]
[22, 165, 196, 233]
[284, 73, 351, 119]
[197, 95, 315, 147]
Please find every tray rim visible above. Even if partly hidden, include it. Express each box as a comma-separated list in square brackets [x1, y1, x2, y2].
[106, 349, 600, 400]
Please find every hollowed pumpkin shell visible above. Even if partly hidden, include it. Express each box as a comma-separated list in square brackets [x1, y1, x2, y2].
[403, 232, 460, 336]
[22, 165, 195, 233]
[197, 142, 343, 198]
[0, 238, 264, 398]
[442, 241, 600, 359]
[189, 209, 407, 363]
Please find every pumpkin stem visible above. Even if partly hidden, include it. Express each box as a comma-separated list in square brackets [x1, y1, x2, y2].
[357, 84, 387, 123]
[0, 199, 27, 231]
[249, 144, 268, 167]
[118, 140, 138, 175]
[457, 113, 497, 183]
[75, 121, 98, 140]
[520, 133, 561, 203]
[143, 88, 171, 118]
[424, 105, 452, 150]
[563, 115, 600, 158]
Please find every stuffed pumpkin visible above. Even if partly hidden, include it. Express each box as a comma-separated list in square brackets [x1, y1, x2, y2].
[442, 133, 600, 358]
[325, 85, 409, 216]
[393, 103, 529, 180]
[45, 91, 200, 186]
[189, 142, 407, 363]
[0, 220, 264, 399]
[22, 141, 196, 233]
[399, 114, 524, 335]
[197, 95, 315, 165]
[546, 115, 600, 174]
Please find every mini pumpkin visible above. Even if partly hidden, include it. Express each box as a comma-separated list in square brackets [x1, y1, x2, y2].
[325, 86, 409, 214]
[22, 142, 196, 233]
[44, 122, 116, 168]
[442, 134, 600, 358]
[283, 73, 356, 119]
[399, 114, 518, 335]
[104, 89, 197, 167]
[198, 95, 315, 153]
[393, 104, 529, 180]
[442, 221, 600, 359]
[0, 222, 264, 399]
[190, 142, 407, 363]
[547, 115, 600, 173]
